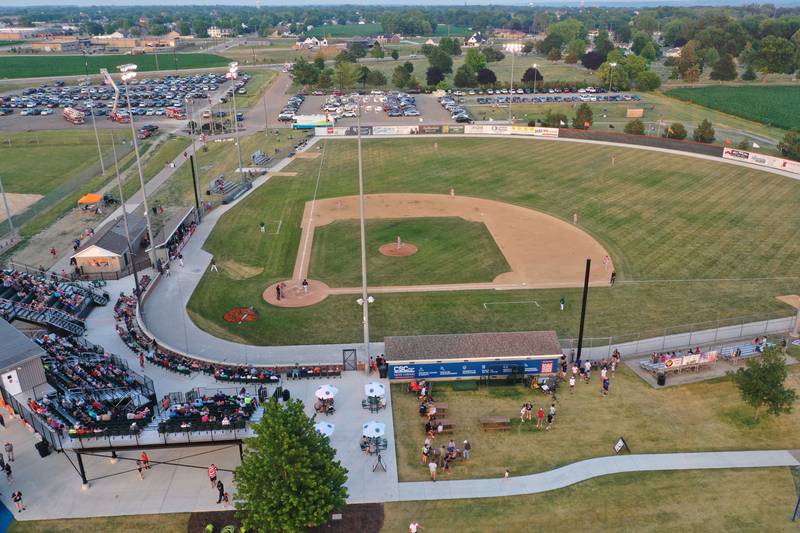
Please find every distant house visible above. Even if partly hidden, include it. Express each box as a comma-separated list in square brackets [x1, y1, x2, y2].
[295, 36, 326, 49]
[664, 47, 682, 58]
[424, 38, 437, 46]
[346, 37, 375, 49]
[272, 25, 290, 37]
[208, 26, 234, 39]
[31, 39, 80, 53]
[376, 34, 402, 45]
[465, 32, 486, 48]
[494, 28, 528, 39]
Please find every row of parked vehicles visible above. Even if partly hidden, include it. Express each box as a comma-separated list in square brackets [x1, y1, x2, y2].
[382, 92, 419, 118]
[278, 94, 306, 122]
[0, 72, 238, 121]
[475, 93, 642, 105]
[439, 95, 473, 123]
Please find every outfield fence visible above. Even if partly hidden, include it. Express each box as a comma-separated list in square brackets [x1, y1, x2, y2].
[560, 311, 797, 360]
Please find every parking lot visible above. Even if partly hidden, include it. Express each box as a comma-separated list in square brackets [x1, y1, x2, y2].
[0, 71, 245, 132]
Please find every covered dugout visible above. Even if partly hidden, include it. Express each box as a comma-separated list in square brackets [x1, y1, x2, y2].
[385, 331, 562, 381]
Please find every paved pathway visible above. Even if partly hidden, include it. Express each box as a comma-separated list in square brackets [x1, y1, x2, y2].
[397, 450, 800, 501]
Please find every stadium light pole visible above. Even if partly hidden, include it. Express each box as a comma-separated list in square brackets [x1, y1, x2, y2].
[356, 99, 371, 362]
[227, 62, 245, 183]
[185, 95, 202, 219]
[118, 63, 157, 267]
[83, 51, 105, 175]
[608, 62, 617, 93]
[110, 133, 142, 303]
[532, 63, 538, 95]
[576, 258, 592, 363]
[504, 42, 523, 123]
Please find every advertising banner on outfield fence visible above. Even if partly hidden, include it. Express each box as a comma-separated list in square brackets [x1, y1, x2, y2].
[388, 357, 559, 380]
[511, 126, 560, 137]
[315, 127, 348, 136]
[344, 126, 373, 136]
[465, 124, 512, 135]
[723, 148, 800, 174]
[444, 125, 465, 134]
[419, 125, 443, 135]
[373, 125, 419, 135]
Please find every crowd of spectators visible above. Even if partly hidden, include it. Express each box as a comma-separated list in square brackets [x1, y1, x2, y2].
[1, 269, 91, 319]
[159, 391, 257, 433]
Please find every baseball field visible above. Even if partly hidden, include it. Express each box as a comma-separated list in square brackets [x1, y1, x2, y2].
[187, 136, 800, 346]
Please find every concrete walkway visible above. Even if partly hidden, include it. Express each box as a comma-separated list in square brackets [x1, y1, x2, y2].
[397, 450, 800, 501]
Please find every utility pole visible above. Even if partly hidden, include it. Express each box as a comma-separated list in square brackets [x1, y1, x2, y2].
[110, 134, 142, 302]
[576, 258, 592, 362]
[356, 100, 371, 362]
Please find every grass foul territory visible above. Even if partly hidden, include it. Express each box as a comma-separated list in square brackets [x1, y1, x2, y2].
[664, 85, 800, 131]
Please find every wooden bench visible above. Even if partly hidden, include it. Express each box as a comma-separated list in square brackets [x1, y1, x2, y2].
[425, 418, 455, 433]
[480, 416, 511, 431]
[420, 402, 448, 416]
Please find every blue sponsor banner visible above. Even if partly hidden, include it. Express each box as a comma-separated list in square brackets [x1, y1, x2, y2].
[389, 358, 558, 380]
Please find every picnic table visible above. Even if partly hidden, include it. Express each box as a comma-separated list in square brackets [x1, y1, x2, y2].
[420, 402, 448, 416]
[425, 418, 455, 433]
[480, 416, 511, 431]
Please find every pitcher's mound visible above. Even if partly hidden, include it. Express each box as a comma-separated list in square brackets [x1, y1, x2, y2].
[379, 242, 418, 257]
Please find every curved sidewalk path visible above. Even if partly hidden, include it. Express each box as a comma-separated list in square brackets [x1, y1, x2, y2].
[396, 450, 800, 501]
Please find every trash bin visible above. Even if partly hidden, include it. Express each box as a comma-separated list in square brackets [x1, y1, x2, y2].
[35, 440, 50, 458]
[378, 364, 388, 379]
[656, 371, 666, 386]
[282, 388, 291, 402]
[272, 386, 282, 402]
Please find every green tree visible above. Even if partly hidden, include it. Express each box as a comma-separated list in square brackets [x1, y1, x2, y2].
[392, 65, 410, 88]
[334, 61, 359, 90]
[566, 38, 587, 58]
[731, 348, 797, 421]
[665, 122, 687, 140]
[366, 70, 387, 87]
[349, 43, 368, 59]
[427, 47, 454, 74]
[403, 61, 414, 74]
[291, 57, 320, 86]
[542, 110, 568, 127]
[632, 13, 658, 34]
[235, 400, 348, 532]
[483, 47, 505, 63]
[710, 54, 738, 80]
[426, 66, 445, 86]
[547, 18, 585, 43]
[631, 31, 651, 55]
[741, 65, 757, 80]
[313, 54, 326, 71]
[439, 37, 461, 56]
[699, 47, 720, 69]
[640, 42, 658, 62]
[547, 47, 562, 61]
[572, 103, 593, 129]
[537, 33, 565, 55]
[317, 69, 334, 91]
[778, 130, 800, 161]
[593, 30, 615, 61]
[692, 119, 715, 143]
[522, 40, 535, 54]
[370, 43, 385, 59]
[390, 49, 399, 61]
[453, 64, 477, 87]
[624, 119, 646, 135]
[406, 75, 420, 90]
[477, 68, 497, 86]
[754, 36, 797, 74]
[598, 62, 630, 89]
[635, 70, 662, 91]
[464, 48, 487, 73]
[176, 21, 191, 36]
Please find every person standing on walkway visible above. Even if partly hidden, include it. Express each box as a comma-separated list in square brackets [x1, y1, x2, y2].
[4, 463, 12, 484]
[584, 360, 592, 383]
[463, 440, 471, 460]
[0, 413, 4, 428]
[11, 490, 24, 512]
[216, 479, 225, 503]
[536, 406, 545, 429]
[4, 443, 13, 462]
[569, 375, 576, 394]
[136, 459, 145, 480]
[178, 254, 184, 268]
[139, 352, 145, 370]
[140, 451, 150, 470]
[208, 464, 218, 488]
[428, 460, 437, 482]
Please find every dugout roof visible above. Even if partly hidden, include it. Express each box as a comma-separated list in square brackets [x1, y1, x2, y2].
[384, 331, 562, 361]
[0, 319, 46, 372]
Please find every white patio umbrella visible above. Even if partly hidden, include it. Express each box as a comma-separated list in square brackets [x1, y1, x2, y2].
[364, 382, 386, 398]
[314, 384, 339, 400]
[362, 421, 386, 439]
[314, 421, 335, 437]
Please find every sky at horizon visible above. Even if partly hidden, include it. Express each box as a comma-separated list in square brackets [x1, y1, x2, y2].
[4, 0, 800, 7]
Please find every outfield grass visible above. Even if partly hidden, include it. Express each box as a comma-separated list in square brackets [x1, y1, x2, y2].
[664, 85, 800, 131]
[392, 363, 800, 481]
[188, 137, 800, 345]
[383, 468, 800, 532]
[309, 217, 510, 286]
[7, 513, 190, 533]
[0, 53, 228, 79]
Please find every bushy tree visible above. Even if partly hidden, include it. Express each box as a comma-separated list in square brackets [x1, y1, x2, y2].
[427, 47, 453, 75]
[464, 48, 486, 73]
[426, 66, 445, 86]
[566, 38, 587, 58]
[778, 130, 800, 161]
[453, 64, 477, 87]
[291, 57, 320, 86]
[635, 70, 662, 91]
[731, 348, 797, 421]
[710, 54, 737, 80]
[482, 47, 505, 63]
[317, 69, 333, 91]
[366, 70, 387, 87]
[693, 119, 715, 143]
[370, 43, 385, 59]
[392, 65, 410, 88]
[439, 36, 462, 56]
[390, 49, 399, 61]
[640, 42, 658, 62]
[593, 29, 615, 61]
[581, 51, 605, 70]
[477, 68, 497, 86]
[334, 61, 359, 90]
[542, 110, 568, 128]
[754, 36, 797, 74]
[403, 61, 414, 74]
[665, 122, 687, 140]
[235, 400, 348, 532]
[547, 48, 562, 61]
[313, 54, 326, 71]
[624, 119, 646, 135]
[572, 103, 593, 129]
[521, 67, 544, 86]
[537, 33, 564, 55]
[349, 43, 368, 59]
[741, 65, 757, 80]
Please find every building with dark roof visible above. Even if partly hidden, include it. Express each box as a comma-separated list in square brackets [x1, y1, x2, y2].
[71, 213, 147, 274]
[385, 331, 562, 380]
[0, 319, 47, 397]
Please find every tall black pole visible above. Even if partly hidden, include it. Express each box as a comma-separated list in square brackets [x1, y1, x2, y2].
[189, 154, 202, 220]
[576, 258, 591, 362]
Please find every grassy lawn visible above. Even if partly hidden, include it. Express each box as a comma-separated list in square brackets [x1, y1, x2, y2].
[305, 23, 383, 38]
[309, 217, 510, 287]
[0, 53, 228, 79]
[664, 85, 800, 131]
[392, 364, 800, 481]
[234, 70, 277, 108]
[120, 135, 191, 200]
[188, 137, 800, 346]
[8, 513, 190, 533]
[383, 468, 800, 532]
[221, 46, 338, 67]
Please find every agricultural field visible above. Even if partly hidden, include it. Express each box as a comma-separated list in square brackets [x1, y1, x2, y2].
[304, 23, 383, 38]
[0, 53, 229, 79]
[187, 137, 800, 346]
[221, 46, 337, 67]
[665, 85, 800, 131]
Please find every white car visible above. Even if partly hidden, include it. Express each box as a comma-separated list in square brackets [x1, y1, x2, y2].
[370, 90, 384, 95]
